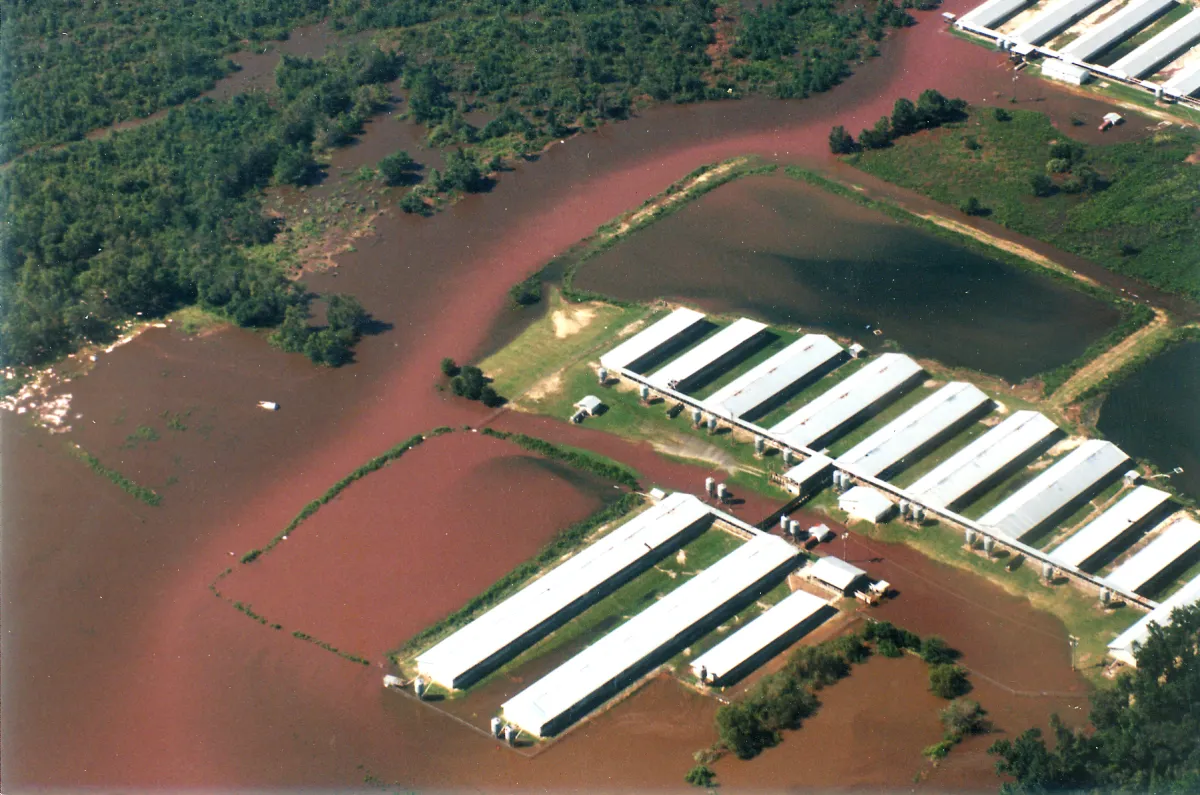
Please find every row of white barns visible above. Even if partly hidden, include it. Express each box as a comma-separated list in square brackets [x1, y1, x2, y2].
[416, 492, 713, 689]
[501, 534, 800, 737]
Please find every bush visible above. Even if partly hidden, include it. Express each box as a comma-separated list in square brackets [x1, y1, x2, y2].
[877, 638, 903, 657]
[960, 196, 984, 216]
[964, 135, 980, 151]
[508, 276, 542, 307]
[379, 150, 418, 185]
[940, 698, 989, 739]
[920, 636, 957, 665]
[923, 739, 954, 760]
[399, 190, 430, 215]
[440, 357, 459, 377]
[1046, 158, 1071, 174]
[480, 385, 502, 408]
[993, 107, 1012, 122]
[685, 765, 716, 788]
[1030, 173, 1055, 197]
[929, 664, 971, 699]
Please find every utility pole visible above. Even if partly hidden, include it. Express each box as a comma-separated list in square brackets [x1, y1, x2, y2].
[1068, 635, 1080, 671]
[842, 532, 850, 561]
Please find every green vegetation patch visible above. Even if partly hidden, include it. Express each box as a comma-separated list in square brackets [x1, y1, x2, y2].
[848, 106, 1200, 301]
[69, 444, 162, 507]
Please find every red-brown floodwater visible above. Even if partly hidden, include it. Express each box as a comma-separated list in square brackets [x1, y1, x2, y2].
[4, 2, 1134, 788]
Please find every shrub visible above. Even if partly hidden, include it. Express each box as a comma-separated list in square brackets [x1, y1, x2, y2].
[960, 196, 983, 216]
[1030, 173, 1055, 197]
[923, 739, 954, 760]
[993, 107, 1012, 121]
[878, 638, 903, 657]
[964, 135, 980, 151]
[685, 765, 716, 788]
[940, 698, 989, 739]
[1046, 158, 1071, 174]
[440, 357, 459, 377]
[379, 150, 418, 185]
[508, 276, 542, 307]
[929, 664, 971, 699]
[480, 385, 502, 408]
[399, 190, 429, 215]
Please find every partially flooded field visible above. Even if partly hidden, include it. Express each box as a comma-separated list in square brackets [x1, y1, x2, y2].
[1, 0, 1160, 786]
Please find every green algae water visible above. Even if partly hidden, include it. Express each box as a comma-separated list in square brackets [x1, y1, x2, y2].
[575, 173, 1122, 383]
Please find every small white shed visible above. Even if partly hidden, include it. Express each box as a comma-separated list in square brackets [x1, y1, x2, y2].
[575, 395, 603, 415]
[838, 486, 894, 524]
[806, 556, 868, 595]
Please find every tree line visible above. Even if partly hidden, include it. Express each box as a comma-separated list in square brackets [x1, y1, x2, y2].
[829, 89, 967, 154]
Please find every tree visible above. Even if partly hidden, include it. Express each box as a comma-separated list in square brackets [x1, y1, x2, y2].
[828, 125, 856, 154]
[716, 701, 776, 760]
[480, 385, 502, 408]
[303, 327, 354, 367]
[929, 664, 971, 699]
[891, 97, 919, 137]
[684, 765, 715, 788]
[399, 190, 429, 215]
[325, 293, 367, 339]
[378, 150, 418, 185]
[1030, 173, 1055, 197]
[440, 357, 459, 376]
[993, 107, 1012, 122]
[858, 116, 893, 149]
[270, 304, 312, 353]
[273, 145, 316, 186]
[1045, 158, 1070, 174]
[920, 636, 957, 664]
[441, 148, 486, 193]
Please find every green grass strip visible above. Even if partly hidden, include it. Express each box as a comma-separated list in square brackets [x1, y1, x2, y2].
[69, 444, 161, 506]
[479, 427, 642, 489]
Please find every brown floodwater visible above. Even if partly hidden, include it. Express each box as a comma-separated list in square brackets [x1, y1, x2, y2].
[4, 2, 1135, 788]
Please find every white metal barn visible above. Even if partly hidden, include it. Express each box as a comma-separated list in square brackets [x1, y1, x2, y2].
[1010, 0, 1113, 45]
[770, 353, 924, 450]
[703, 334, 843, 421]
[806, 556, 869, 594]
[835, 382, 992, 478]
[415, 492, 712, 689]
[500, 534, 800, 738]
[1060, 0, 1177, 61]
[1104, 515, 1200, 595]
[1111, 9, 1200, 77]
[838, 486, 894, 524]
[960, 0, 1038, 28]
[781, 454, 835, 496]
[647, 318, 768, 392]
[978, 440, 1128, 541]
[1050, 486, 1172, 571]
[908, 411, 1059, 511]
[1164, 60, 1200, 97]
[1108, 571, 1200, 666]
[599, 307, 707, 372]
[690, 590, 833, 685]
[1043, 59, 1093, 85]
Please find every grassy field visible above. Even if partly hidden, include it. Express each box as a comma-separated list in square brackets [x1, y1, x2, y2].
[848, 107, 1200, 301]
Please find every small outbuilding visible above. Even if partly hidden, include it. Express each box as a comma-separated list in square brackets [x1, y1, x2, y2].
[838, 486, 894, 524]
[808, 524, 834, 543]
[575, 395, 603, 415]
[1043, 59, 1091, 86]
[806, 556, 868, 596]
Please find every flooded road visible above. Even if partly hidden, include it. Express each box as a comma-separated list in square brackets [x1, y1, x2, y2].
[2, 0, 1139, 788]
[576, 172, 1121, 382]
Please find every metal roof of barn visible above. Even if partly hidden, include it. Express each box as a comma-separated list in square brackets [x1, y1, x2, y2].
[703, 334, 843, 421]
[500, 534, 799, 737]
[1111, 8, 1200, 77]
[835, 382, 992, 478]
[1104, 514, 1200, 594]
[599, 307, 707, 372]
[1050, 486, 1172, 570]
[647, 318, 768, 392]
[689, 590, 832, 682]
[960, 0, 1038, 28]
[1060, 0, 1177, 60]
[1108, 570, 1200, 666]
[978, 440, 1129, 540]
[1012, 0, 1116, 45]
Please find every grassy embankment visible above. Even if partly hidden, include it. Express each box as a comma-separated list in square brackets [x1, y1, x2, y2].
[846, 106, 1200, 302]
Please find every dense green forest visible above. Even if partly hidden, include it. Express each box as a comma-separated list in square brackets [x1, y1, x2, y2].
[0, 0, 916, 369]
[989, 604, 1200, 792]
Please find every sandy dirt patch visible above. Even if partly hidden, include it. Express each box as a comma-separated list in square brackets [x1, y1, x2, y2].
[551, 305, 597, 338]
[524, 372, 563, 402]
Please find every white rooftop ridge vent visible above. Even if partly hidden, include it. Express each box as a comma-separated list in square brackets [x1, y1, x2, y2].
[838, 486, 894, 524]
[807, 556, 869, 592]
[1060, 0, 1177, 61]
[690, 590, 833, 684]
[415, 492, 712, 689]
[1050, 486, 1172, 571]
[647, 318, 768, 392]
[836, 382, 992, 478]
[1104, 515, 1200, 595]
[770, 353, 924, 450]
[979, 439, 1128, 541]
[703, 334, 843, 421]
[599, 307, 706, 372]
[1111, 9, 1200, 78]
[909, 411, 1059, 511]
[1011, 0, 1113, 45]
[960, 0, 1037, 28]
[1108, 571, 1200, 667]
[501, 534, 799, 737]
[1163, 59, 1200, 98]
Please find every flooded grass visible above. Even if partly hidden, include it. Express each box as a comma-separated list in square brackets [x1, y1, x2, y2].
[68, 443, 161, 506]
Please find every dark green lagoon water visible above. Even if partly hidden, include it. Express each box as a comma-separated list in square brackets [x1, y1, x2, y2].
[576, 174, 1122, 383]
[1098, 341, 1200, 499]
